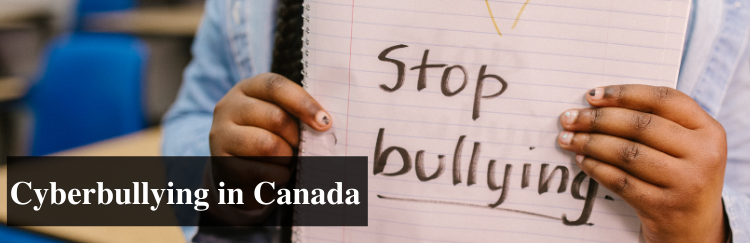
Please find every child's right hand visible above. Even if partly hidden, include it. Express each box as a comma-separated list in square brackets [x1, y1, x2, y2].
[206, 73, 332, 222]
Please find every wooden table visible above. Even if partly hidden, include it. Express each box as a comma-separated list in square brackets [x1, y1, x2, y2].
[0, 127, 186, 243]
[83, 5, 204, 37]
[53, 127, 163, 156]
[0, 4, 48, 31]
[0, 77, 25, 102]
[0, 4, 48, 24]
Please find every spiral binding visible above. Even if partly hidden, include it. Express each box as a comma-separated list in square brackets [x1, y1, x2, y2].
[292, 156, 305, 243]
[294, 2, 311, 242]
[299, 1, 311, 90]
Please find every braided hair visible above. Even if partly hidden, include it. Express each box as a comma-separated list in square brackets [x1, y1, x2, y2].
[271, 0, 305, 86]
[273, 2, 305, 240]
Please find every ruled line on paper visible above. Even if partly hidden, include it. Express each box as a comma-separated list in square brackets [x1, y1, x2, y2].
[310, 77, 591, 106]
[377, 194, 575, 223]
[310, 0, 689, 19]
[310, 16, 683, 51]
[483, 0, 689, 17]
[310, 2, 688, 36]
[302, 140, 583, 177]
[484, 0, 503, 36]
[340, 221, 614, 243]
[324, 110, 560, 134]
[308, 30, 682, 68]
[299, 149, 634, 218]
[315, 87, 579, 114]
[308, 45, 680, 80]
[511, 0, 531, 29]
[297, 0, 689, 241]
[309, 44, 680, 75]
[312, 91, 563, 119]
[657, 0, 678, 80]
[365, 176, 618, 202]
[310, 79, 589, 110]
[370, 190, 638, 218]
[305, 135, 568, 166]
[366, 204, 638, 233]
[309, 61, 675, 89]
[325, 126, 559, 149]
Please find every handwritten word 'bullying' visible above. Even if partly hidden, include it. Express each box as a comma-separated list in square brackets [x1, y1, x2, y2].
[373, 128, 599, 226]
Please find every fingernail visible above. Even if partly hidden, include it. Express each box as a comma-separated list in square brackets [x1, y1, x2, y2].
[558, 131, 573, 145]
[575, 154, 585, 165]
[562, 109, 579, 125]
[589, 88, 604, 101]
[315, 111, 331, 127]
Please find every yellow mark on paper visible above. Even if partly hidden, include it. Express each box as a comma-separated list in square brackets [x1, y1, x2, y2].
[485, 0, 502, 36]
[512, 0, 531, 29]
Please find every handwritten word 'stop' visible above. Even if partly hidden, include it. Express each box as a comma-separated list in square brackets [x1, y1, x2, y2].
[296, 0, 691, 242]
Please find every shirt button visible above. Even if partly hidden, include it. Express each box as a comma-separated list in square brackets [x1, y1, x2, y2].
[735, 1, 742, 8]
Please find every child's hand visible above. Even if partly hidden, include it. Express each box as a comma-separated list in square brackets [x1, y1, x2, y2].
[206, 73, 331, 221]
[557, 85, 728, 243]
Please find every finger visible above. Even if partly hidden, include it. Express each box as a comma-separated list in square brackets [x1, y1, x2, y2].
[559, 107, 693, 157]
[239, 73, 332, 131]
[574, 154, 663, 212]
[215, 125, 294, 159]
[212, 157, 291, 186]
[217, 92, 300, 147]
[586, 85, 711, 130]
[211, 157, 291, 210]
[558, 131, 677, 186]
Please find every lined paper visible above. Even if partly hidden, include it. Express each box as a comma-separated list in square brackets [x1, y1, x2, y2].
[295, 0, 691, 242]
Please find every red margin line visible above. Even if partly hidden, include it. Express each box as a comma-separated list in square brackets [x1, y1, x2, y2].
[345, 1, 355, 157]
[343, 1, 355, 241]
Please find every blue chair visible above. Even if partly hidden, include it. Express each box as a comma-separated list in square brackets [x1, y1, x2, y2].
[76, 0, 136, 19]
[0, 226, 63, 243]
[28, 33, 148, 155]
[74, 0, 136, 30]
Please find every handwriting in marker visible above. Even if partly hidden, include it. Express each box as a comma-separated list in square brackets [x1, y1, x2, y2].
[485, 0, 503, 36]
[512, 0, 531, 29]
[485, 0, 532, 36]
[377, 194, 595, 226]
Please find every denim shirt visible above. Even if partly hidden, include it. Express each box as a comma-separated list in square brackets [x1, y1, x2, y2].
[163, 0, 750, 241]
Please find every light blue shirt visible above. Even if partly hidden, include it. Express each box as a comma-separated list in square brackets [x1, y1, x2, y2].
[163, 0, 750, 241]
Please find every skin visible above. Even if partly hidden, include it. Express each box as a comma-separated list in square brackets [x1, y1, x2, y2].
[206, 73, 331, 223]
[557, 84, 728, 243]
[208, 74, 729, 240]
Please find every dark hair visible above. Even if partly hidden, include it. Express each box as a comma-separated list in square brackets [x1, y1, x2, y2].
[270, 0, 305, 86]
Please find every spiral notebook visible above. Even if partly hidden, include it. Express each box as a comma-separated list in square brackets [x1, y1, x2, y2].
[295, 0, 691, 242]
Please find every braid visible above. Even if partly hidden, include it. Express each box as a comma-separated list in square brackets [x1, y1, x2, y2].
[271, 0, 305, 86]
[273, 3, 305, 240]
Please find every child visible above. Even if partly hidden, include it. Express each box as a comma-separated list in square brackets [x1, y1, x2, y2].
[163, 0, 750, 241]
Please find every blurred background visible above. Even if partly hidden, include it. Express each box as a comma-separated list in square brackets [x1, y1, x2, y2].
[0, 0, 206, 160]
[0, 0, 204, 242]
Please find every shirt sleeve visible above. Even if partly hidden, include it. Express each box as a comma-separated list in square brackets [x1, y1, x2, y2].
[162, 0, 238, 157]
[716, 52, 750, 243]
[161, 1, 238, 241]
[723, 187, 750, 242]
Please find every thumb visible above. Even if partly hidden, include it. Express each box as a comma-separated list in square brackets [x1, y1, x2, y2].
[239, 73, 332, 132]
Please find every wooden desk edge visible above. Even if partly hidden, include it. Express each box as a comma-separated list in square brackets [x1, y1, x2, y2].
[0, 127, 185, 243]
[0, 77, 28, 102]
[82, 6, 204, 37]
[53, 127, 163, 156]
[0, 6, 49, 23]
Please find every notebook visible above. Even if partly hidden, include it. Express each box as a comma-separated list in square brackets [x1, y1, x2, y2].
[295, 0, 691, 242]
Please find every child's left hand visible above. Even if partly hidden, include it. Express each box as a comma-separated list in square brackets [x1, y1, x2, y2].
[557, 84, 728, 243]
